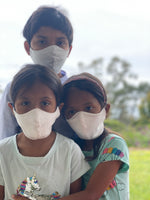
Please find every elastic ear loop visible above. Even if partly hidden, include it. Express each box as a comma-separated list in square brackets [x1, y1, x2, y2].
[10, 103, 15, 109]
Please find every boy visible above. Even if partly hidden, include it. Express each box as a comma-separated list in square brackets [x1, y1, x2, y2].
[0, 6, 75, 140]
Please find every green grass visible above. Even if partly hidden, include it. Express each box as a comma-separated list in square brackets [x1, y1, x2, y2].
[129, 148, 150, 200]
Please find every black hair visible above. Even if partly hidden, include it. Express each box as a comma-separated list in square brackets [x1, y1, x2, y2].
[10, 64, 63, 106]
[62, 72, 108, 161]
[23, 6, 73, 46]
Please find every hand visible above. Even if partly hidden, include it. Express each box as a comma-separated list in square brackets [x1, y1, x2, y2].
[11, 194, 29, 200]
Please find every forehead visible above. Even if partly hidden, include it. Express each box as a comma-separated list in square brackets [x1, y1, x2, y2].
[16, 81, 55, 99]
[33, 26, 68, 40]
[65, 87, 99, 106]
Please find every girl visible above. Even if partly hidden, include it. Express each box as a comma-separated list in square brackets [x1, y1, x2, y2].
[60, 73, 129, 200]
[0, 64, 90, 200]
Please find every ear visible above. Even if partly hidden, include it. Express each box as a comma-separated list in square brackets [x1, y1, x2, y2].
[24, 41, 30, 55]
[8, 102, 14, 114]
[59, 103, 64, 112]
[105, 103, 110, 118]
[67, 45, 72, 57]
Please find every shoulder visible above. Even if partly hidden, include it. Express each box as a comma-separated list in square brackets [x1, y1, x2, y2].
[56, 133, 80, 149]
[60, 70, 68, 84]
[0, 135, 15, 153]
[2, 82, 12, 94]
[104, 133, 128, 149]
[56, 133, 85, 158]
[0, 82, 12, 102]
[101, 133, 129, 156]
[99, 133, 129, 171]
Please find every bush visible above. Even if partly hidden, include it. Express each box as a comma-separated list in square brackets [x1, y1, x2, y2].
[104, 119, 150, 148]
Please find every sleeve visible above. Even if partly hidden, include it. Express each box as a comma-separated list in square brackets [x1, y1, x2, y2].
[0, 82, 18, 139]
[99, 135, 129, 173]
[70, 142, 90, 183]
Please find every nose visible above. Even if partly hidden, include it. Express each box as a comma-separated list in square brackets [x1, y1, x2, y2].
[32, 103, 40, 110]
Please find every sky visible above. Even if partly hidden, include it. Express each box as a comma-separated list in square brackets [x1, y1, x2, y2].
[0, 0, 150, 90]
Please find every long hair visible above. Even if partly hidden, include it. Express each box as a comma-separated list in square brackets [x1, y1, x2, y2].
[62, 73, 109, 160]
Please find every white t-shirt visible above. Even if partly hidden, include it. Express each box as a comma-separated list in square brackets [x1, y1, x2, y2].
[0, 133, 90, 199]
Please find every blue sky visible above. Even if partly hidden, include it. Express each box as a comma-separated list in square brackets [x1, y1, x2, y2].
[0, 0, 150, 89]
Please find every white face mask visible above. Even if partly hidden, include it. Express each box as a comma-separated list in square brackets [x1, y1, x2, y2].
[13, 107, 60, 140]
[67, 108, 106, 140]
[30, 45, 69, 74]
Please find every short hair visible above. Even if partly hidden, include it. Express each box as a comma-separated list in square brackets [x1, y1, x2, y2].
[10, 64, 63, 106]
[23, 6, 73, 46]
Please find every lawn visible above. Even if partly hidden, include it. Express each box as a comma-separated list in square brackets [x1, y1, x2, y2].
[129, 148, 150, 200]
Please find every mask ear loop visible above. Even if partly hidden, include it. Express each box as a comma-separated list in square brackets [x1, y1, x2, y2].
[10, 103, 14, 107]
[10, 103, 16, 111]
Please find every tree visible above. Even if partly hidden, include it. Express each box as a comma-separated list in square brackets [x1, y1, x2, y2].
[139, 92, 150, 122]
[77, 56, 150, 123]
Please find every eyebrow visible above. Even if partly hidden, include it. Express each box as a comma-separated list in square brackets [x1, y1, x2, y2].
[17, 96, 53, 100]
[35, 35, 47, 39]
[35, 35, 67, 40]
[40, 97, 53, 100]
[56, 36, 67, 40]
[17, 95, 28, 100]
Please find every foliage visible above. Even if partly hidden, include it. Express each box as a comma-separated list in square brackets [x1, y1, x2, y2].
[139, 91, 150, 120]
[129, 149, 150, 200]
[104, 119, 126, 132]
[105, 119, 150, 148]
[77, 56, 150, 123]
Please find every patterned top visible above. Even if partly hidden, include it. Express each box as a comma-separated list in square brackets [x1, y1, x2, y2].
[82, 133, 129, 200]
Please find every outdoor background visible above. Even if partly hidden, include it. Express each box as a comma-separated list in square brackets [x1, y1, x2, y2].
[0, 0, 150, 199]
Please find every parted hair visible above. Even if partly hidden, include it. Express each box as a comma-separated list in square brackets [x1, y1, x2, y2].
[10, 64, 63, 106]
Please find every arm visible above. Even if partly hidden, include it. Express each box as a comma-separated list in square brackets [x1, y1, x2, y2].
[60, 160, 122, 200]
[11, 195, 29, 200]
[70, 177, 82, 194]
[12, 161, 120, 200]
[11, 178, 82, 200]
[0, 185, 4, 200]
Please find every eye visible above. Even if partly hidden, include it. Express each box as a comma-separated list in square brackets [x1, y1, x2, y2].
[84, 105, 98, 113]
[65, 109, 77, 119]
[41, 101, 50, 106]
[36, 39, 48, 48]
[56, 40, 67, 48]
[85, 106, 93, 111]
[21, 101, 30, 106]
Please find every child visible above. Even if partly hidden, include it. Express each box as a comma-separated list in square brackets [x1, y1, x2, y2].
[0, 5, 74, 140]
[59, 73, 129, 200]
[0, 65, 90, 200]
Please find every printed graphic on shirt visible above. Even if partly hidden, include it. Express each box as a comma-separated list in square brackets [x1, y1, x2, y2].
[106, 179, 117, 190]
[17, 175, 61, 200]
[102, 137, 124, 158]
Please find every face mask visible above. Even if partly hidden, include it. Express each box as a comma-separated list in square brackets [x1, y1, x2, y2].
[13, 107, 60, 140]
[30, 45, 69, 74]
[67, 108, 106, 140]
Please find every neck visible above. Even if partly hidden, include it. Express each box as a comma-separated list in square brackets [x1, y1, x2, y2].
[82, 140, 94, 151]
[16, 131, 56, 157]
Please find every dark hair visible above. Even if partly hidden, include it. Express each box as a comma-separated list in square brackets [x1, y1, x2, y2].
[10, 64, 63, 106]
[62, 72, 108, 160]
[23, 6, 73, 46]
[62, 72, 107, 109]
